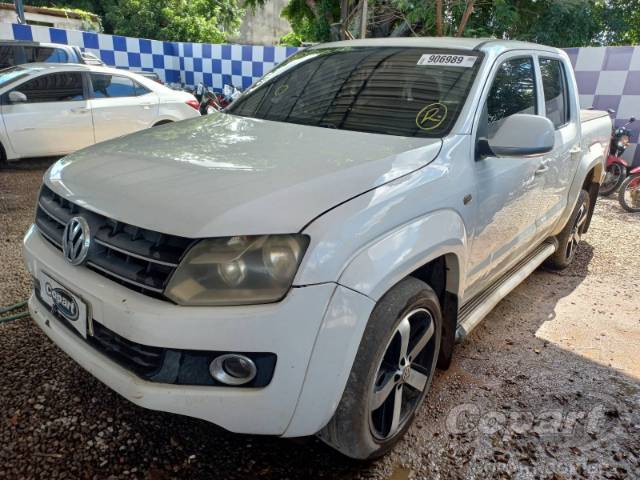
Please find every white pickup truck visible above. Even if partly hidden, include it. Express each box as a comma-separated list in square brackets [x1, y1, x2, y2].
[23, 38, 611, 459]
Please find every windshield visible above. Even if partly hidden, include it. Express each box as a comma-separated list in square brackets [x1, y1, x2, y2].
[0, 66, 29, 89]
[228, 47, 482, 138]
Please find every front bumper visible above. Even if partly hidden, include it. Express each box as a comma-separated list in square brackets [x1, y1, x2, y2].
[23, 225, 338, 435]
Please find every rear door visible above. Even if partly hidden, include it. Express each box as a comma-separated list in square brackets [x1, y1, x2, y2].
[534, 55, 581, 232]
[465, 54, 546, 298]
[88, 73, 158, 142]
[1, 71, 94, 157]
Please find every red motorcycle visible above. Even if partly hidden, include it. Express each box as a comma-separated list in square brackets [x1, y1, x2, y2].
[619, 166, 640, 212]
[600, 116, 636, 196]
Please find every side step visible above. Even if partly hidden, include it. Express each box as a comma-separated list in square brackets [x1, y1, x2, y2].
[455, 241, 557, 342]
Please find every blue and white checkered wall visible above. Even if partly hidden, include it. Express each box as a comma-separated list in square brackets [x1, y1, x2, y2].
[0, 23, 299, 92]
[1, 23, 639, 165]
[566, 46, 640, 166]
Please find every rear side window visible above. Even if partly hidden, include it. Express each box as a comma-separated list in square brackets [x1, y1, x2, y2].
[539, 58, 570, 128]
[486, 57, 537, 134]
[25, 46, 68, 63]
[13, 72, 85, 103]
[0, 45, 16, 69]
[91, 74, 137, 98]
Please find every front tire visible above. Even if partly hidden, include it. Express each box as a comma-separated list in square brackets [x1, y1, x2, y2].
[318, 277, 442, 460]
[619, 174, 640, 212]
[545, 189, 590, 270]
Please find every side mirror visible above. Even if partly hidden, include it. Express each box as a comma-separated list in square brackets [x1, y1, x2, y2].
[629, 116, 636, 123]
[487, 114, 555, 157]
[8, 91, 27, 104]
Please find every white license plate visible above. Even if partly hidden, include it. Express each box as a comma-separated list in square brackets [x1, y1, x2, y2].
[39, 272, 89, 339]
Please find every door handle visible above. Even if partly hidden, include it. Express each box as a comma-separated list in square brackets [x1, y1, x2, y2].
[70, 107, 89, 114]
[140, 103, 153, 109]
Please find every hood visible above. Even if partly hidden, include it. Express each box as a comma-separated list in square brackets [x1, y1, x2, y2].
[45, 114, 441, 238]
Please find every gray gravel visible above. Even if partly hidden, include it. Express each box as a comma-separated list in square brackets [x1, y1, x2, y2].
[1, 159, 639, 479]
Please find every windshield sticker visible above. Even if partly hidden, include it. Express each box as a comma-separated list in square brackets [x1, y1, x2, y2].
[417, 54, 477, 68]
[274, 83, 289, 97]
[416, 103, 448, 131]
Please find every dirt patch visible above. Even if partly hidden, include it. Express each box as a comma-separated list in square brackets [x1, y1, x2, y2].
[1, 162, 639, 479]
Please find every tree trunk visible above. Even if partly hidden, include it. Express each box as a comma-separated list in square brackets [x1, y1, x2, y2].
[340, 0, 350, 39]
[435, 0, 443, 36]
[360, 0, 368, 38]
[456, 0, 474, 37]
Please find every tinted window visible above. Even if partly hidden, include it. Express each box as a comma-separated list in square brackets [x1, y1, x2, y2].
[228, 47, 481, 138]
[0, 46, 16, 69]
[486, 57, 537, 134]
[91, 74, 137, 98]
[540, 58, 569, 128]
[25, 46, 68, 63]
[14, 72, 85, 102]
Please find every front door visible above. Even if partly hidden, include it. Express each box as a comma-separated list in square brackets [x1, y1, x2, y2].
[1, 71, 94, 157]
[464, 55, 546, 299]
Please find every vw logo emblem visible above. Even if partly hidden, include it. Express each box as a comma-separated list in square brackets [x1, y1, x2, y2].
[62, 217, 91, 266]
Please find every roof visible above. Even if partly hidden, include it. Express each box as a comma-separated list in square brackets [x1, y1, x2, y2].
[311, 37, 562, 55]
[11, 62, 156, 79]
[0, 3, 99, 22]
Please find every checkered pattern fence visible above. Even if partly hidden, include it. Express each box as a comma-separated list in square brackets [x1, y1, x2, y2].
[566, 46, 640, 166]
[0, 23, 638, 165]
[0, 23, 299, 91]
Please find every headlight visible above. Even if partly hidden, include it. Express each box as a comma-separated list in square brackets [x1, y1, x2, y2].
[165, 234, 309, 306]
[621, 135, 630, 146]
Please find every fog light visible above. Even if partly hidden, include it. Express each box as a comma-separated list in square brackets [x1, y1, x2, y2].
[209, 354, 257, 385]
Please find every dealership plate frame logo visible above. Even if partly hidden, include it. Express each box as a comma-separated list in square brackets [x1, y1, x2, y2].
[62, 216, 91, 266]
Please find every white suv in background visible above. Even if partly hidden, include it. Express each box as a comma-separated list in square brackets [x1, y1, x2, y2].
[0, 63, 200, 163]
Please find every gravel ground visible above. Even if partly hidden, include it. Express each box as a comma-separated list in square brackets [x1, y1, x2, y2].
[1, 159, 639, 479]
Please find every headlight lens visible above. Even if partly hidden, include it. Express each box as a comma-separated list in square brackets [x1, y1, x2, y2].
[165, 234, 309, 306]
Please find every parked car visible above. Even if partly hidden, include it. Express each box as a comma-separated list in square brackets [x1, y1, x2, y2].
[0, 63, 200, 162]
[0, 40, 84, 68]
[23, 38, 611, 460]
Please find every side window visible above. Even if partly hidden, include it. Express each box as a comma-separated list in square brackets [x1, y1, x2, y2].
[134, 82, 150, 96]
[539, 58, 569, 129]
[13, 72, 85, 103]
[485, 57, 537, 136]
[0, 46, 16, 69]
[24, 46, 67, 63]
[91, 74, 137, 98]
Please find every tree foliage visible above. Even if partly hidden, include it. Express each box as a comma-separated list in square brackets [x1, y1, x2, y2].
[256, 0, 640, 47]
[27, 0, 244, 43]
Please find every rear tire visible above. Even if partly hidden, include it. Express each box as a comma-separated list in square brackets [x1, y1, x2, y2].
[619, 174, 640, 212]
[600, 163, 626, 196]
[545, 190, 590, 270]
[318, 277, 442, 460]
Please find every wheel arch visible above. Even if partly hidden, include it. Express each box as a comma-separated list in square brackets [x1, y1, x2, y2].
[580, 162, 602, 233]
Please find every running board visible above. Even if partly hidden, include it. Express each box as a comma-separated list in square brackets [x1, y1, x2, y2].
[455, 241, 557, 342]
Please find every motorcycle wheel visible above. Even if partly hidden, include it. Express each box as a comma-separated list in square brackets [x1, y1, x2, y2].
[600, 163, 626, 196]
[619, 174, 640, 212]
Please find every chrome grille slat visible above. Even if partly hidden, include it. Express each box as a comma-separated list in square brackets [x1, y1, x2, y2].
[34, 185, 193, 300]
[93, 238, 179, 267]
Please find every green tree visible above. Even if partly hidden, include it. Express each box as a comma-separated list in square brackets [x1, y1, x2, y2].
[27, 0, 244, 42]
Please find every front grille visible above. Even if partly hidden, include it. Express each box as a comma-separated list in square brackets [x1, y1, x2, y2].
[35, 184, 195, 300]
